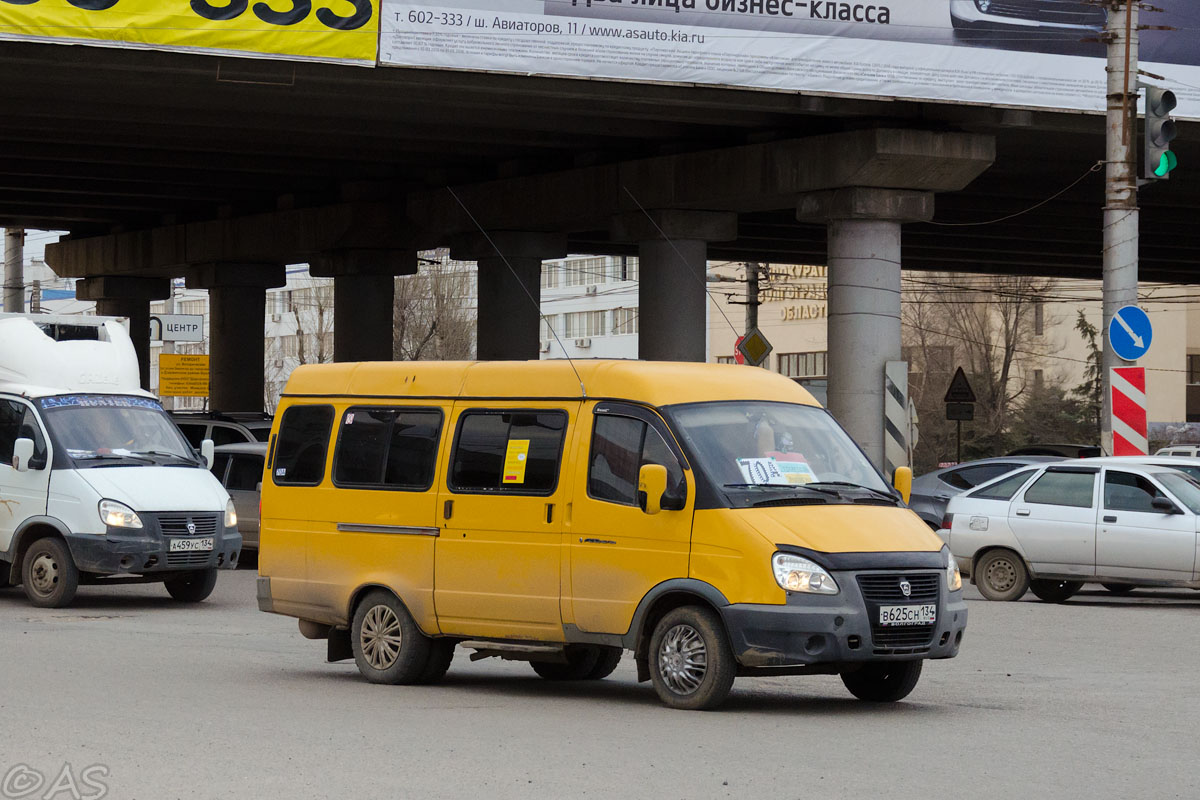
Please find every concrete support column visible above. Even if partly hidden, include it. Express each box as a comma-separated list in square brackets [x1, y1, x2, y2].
[75, 276, 171, 391]
[610, 210, 737, 362]
[449, 233, 566, 361]
[798, 189, 934, 469]
[187, 263, 285, 412]
[310, 249, 417, 363]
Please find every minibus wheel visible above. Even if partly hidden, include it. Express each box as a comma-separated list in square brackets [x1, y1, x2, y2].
[1029, 579, 1083, 603]
[586, 647, 623, 680]
[21, 537, 79, 608]
[416, 640, 456, 685]
[351, 590, 432, 685]
[531, 645, 601, 680]
[648, 606, 735, 710]
[164, 570, 218, 603]
[841, 660, 922, 702]
[975, 549, 1030, 601]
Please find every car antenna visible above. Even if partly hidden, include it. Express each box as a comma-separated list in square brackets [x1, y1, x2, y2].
[446, 186, 587, 398]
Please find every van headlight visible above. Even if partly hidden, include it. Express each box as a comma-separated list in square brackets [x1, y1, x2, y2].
[225, 499, 238, 529]
[944, 547, 962, 592]
[99, 499, 143, 529]
[772, 553, 839, 595]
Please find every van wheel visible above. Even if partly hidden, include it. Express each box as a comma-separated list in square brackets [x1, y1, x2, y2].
[531, 645, 601, 680]
[648, 606, 736, 710]
[586, 647, 623, 680]
[1029, 579, 1083, 603]
[351, 590, 431, 685]
[841, 660, 922, 702]
[22, 538, 79, 608]
[164, 570, 218, 603]
[1102, 583, 1136, 595]
[975, 549, 1029, 601]
[417, 640, 456, 685]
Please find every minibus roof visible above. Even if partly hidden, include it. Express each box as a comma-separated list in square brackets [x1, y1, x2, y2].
[282, 360, 820, 408]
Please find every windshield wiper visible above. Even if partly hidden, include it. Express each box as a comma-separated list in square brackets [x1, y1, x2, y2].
[804, 482, 901, 503]
[72, 452, 155, 465]
[723, 483, 842, 498]
[132, 450, 202, 466]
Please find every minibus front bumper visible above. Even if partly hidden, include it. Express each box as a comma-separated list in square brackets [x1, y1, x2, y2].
[720, 572, 967, 668]
[64, 517, 242, 576]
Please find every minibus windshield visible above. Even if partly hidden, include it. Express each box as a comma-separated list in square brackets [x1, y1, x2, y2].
[38, 395, 200, 468]
[667, 401, 892, 503]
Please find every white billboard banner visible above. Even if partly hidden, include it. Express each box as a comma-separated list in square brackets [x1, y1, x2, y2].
[380, 0, 1200, 119]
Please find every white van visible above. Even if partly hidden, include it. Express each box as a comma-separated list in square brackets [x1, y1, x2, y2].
[0, 315, 242, 607]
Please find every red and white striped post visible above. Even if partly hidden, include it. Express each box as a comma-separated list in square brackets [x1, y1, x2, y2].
[1110, 367, 1148, 455]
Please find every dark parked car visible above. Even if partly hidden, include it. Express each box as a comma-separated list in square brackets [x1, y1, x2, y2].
[209, 442, 267, 551]
[1007, 444, 1102, 458]
[909, 456, 1062, 529]
[171, 411, 273, 447]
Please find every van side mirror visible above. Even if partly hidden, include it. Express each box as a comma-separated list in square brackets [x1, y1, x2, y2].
[638, 464, 669, 516]
[892, 466, 913, 505]
[12, 438, 34, 473]
[1152, 496, 1182, 515]
[200, 439, 215, 470]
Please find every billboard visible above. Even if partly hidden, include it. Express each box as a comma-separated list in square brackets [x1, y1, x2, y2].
[379, 0, 1200, 118]
[0, 0, 381, 65]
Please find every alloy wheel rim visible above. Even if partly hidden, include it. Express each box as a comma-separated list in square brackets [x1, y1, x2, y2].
[30, 552, 59, 596]
[986, 558, 1016, 592]
[658, 623, 707, 695]
[360, 605, 403, 670]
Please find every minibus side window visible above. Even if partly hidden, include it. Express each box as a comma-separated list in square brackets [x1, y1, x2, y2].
[333, 406, 442, 491]
[272, 405, 334, 486]
[0, 401, 46, 467]
[450, 410, 567, 495]
[588, 414, 684, 507]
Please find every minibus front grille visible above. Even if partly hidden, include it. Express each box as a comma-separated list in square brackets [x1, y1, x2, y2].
[157, 514, 220, 537]
[857, 574, 940, 603]
[166, 551, 213, 567]
[857, 573, 940, 653]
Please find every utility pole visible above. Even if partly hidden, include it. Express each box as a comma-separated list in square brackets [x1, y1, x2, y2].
[744, 262, 762, 333]
[1101, 0, 1139, 455]
[161, 283, 177, 411]
[3, 228, 25, 312]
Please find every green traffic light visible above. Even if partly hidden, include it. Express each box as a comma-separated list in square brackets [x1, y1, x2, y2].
[1155, 151, 1178, 177]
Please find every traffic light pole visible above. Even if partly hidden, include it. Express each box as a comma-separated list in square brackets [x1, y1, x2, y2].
[1101, 0, 1140, 456]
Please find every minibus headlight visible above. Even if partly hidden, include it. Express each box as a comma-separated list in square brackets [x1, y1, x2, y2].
[99, 499, 143, 530]
[944, 547, 962, 592]
[225, 499, 238, 529]
[772, 553, 839, 595]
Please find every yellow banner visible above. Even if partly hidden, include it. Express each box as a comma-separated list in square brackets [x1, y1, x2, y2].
[159, 354, 210, 398]
[0, 0, 379, 64]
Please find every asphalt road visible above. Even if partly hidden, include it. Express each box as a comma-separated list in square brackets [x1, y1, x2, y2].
[1, 571, 1198, 800]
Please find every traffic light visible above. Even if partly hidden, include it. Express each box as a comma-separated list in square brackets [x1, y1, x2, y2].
[1144, 86, 1178, 180]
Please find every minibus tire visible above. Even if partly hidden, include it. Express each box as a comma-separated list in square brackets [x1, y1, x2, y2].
[351, 590, 432, 685]
[21, 537, 79, 609]
[975, 549, 1030, 601]
[416, 640, 456, 685]
[1029, 579, 1083, 603]
[841, 660, 922, 702]
[1102, 583, 1135, 595]
[585, 647, 623, 680]
[648, 606, 736, 711]
[164, 570, 218, 603]
[531, 645, 602, 681]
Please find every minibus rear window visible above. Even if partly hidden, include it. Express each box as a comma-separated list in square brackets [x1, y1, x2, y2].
[333, 407, 443, 490]
[272, 405, 334, 486]
[450, 410, 567, 495]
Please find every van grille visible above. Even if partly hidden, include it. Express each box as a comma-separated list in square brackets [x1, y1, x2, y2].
[857, 573, 940, 654]
[166, 551, 213, 567]
[158, 514, 219, 537]
[857, 574, 940, 603]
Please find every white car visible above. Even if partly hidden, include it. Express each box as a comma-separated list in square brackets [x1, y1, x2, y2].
[940, 461, 1200, 602]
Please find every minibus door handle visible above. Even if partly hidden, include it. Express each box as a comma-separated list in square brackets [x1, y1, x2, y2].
[545, 503, 554, 524]
[443, 500, 453, 520]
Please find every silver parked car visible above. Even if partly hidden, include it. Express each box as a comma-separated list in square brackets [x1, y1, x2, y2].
[209, 443, 267, 550]
[909, 456, 1061, 530]
[940, 460, 1200, 602]
[950, 0, 1106, 33]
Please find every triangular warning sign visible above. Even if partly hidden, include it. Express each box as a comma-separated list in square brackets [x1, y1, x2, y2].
[944, 367, 977, 404]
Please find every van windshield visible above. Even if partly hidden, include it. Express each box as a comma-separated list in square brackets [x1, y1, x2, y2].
[666, 401, 893, 505]
[37, 395, 200, 468]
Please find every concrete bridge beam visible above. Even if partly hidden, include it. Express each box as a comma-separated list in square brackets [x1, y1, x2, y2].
[309, 249, 418, 364]
[74, 275, 171, 391]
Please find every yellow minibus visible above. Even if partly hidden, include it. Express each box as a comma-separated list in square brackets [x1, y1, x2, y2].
[257, 360, 965, 709]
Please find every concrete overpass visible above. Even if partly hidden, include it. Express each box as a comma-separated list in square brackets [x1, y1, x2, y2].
[2, 41, 1197, 465]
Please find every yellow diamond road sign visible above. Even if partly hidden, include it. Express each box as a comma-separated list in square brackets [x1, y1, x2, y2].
[737, 329, 773, 367]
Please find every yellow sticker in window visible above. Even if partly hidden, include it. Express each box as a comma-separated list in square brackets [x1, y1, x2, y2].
[503, 439, 531, 484]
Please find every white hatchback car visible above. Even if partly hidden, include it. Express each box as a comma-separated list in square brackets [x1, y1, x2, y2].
[939, 461, 1200, 602]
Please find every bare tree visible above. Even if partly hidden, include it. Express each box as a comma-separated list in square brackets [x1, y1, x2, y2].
[393, 253, 476, 361]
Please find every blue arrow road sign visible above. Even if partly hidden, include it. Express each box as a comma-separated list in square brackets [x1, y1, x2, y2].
[1109, 306, 1153, 362]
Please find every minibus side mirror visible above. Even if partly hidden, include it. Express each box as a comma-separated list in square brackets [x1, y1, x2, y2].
[200, 439, 215, 470]
[892, 466, 913, 505]
[12, 438, 34, 473]
[638, 464, 669, 516]
[1151, 496, 1182, 515]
